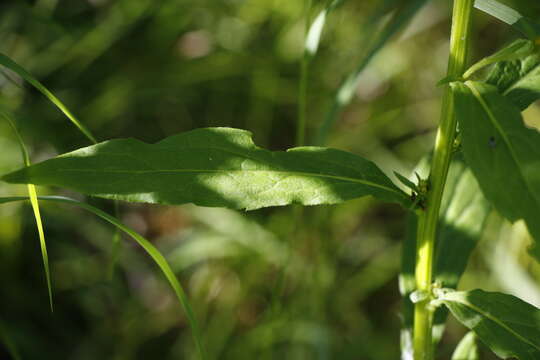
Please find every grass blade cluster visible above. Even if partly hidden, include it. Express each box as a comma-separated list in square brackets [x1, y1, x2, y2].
[0, 195, 207, 360]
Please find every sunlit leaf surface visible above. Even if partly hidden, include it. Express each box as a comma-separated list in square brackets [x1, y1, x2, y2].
[1, 127, 409, 210]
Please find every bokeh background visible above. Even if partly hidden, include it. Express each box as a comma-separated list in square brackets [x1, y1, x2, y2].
[0, 0, 539, 359]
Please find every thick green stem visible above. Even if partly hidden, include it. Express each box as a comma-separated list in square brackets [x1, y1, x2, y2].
[413, 1, 473, 359]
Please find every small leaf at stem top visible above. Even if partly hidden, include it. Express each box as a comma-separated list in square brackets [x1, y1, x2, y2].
[464, 38, 534, 79]
[484, 40, 540, 110]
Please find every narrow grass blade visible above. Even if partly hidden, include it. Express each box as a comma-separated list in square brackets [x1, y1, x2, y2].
[0, 195, 207, 360]
[316, 0, 428, 145]
[299, 0, 347, 146]
[304, 1, 324, 58]
[474, 0, 540, 40]
[0, 53, 97, 144]
[26, 183, 52, 311]
[304, 0, 345, 57]
[1, 111, 53, 312]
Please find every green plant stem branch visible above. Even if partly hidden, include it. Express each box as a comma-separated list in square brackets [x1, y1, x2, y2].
[413, 0, 473, 359]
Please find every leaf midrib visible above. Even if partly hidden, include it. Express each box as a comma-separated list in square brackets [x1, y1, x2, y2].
[442, 293, 540, 352]
[54, 168, 406, 198]
[86, 142, 382, 184]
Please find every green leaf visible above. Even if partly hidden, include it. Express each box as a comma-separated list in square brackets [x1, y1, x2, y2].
[432, 155, 491, 342]
[1, 127, 410, 210]
[464, 38, 534, 79]
[452, 332, 479, 360]
[452, 81, 540, 261]
[474, 0, 540, 40]
[0, 53, 97, 144]
[440, 289, 540, 360]
[0, 195, 207, 360]
[394, 171, 419, 193]
[485, 42, 540, 111]
[434, 155, 491, 291]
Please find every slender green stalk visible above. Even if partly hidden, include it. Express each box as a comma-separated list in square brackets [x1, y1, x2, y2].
[268, 3, 314, 352]
[270, 0, 313, 339]
[413, 1, 474, 359]
[297, 0, 312, 146]
[107, 201, 122, 280]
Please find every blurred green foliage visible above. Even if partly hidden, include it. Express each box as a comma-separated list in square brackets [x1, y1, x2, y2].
[0, 0, 539, 359]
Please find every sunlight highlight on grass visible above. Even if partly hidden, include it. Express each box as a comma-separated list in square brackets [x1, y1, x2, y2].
[1, 110, 54, 311]
[27, 184, 53, 311]
[474, 0, 540, 39]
